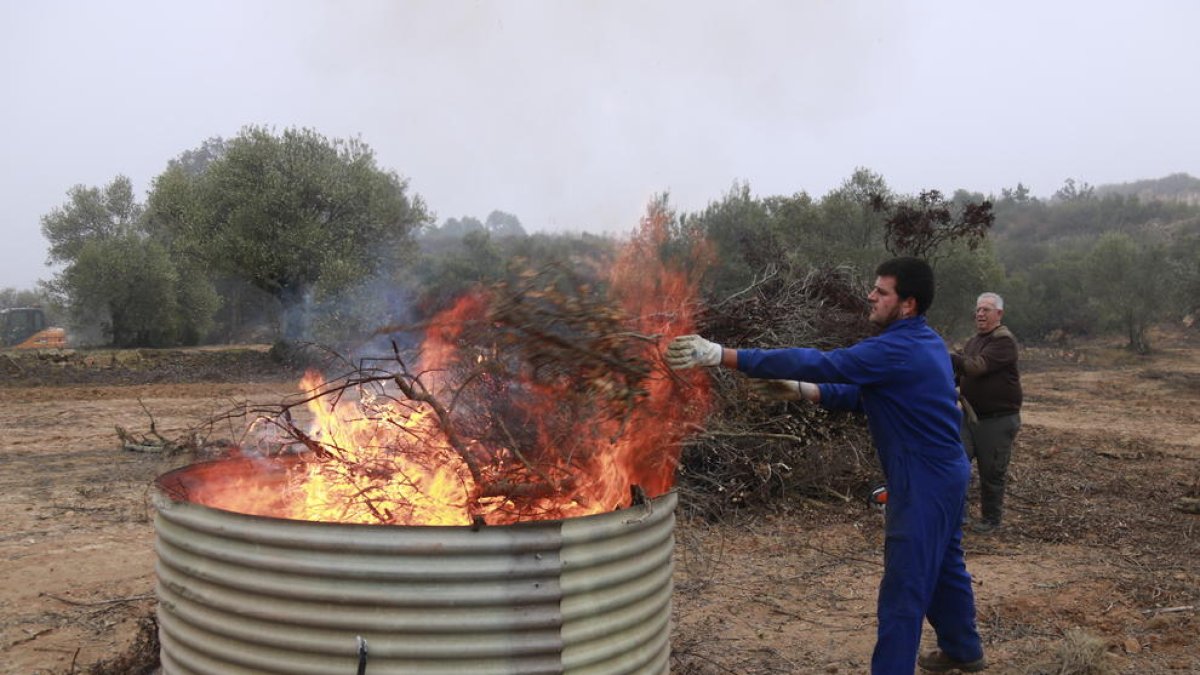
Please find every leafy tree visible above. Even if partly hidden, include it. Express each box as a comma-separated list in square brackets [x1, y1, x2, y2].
[1054, 178, 1096, 202]
[990, 190, 1048, 243]
[757, 191, 824, 275]
[830, 168, 891, 250]
[0, 287, 55, 311]
[667, 171, 1198, 348]
[799, 169, 890, 272]
[171, 136, 228, 177]
[55, 234, 181, 347]
[436, 216, 486, 239]
[424, 211, 527, 241]
[148, 153, 275, 343]
[1171, 231, 1200, 319]
[42, 176, 143, 262]
[409, 229, 506, 314]
[1008, 247, 1095, 341]
[150, 126, 429, 341]
[172, 260, 222, 344]
[685, 183, 780, 296]
[999, 182, 1032, 204]
[485, 210, 527, 238]
[40, 176, 196, 346]
[1096, 172, 1200, 202]
[1085, 232, 1171, 353]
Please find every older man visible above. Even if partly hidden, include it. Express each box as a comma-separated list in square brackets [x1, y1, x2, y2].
[952, 292, 1022, 534]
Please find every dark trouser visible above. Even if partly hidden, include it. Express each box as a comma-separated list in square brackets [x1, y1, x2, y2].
[962, 412, 1020, 525]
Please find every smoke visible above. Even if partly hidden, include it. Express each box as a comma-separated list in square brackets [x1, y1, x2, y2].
[291, 1, 908, 233]
[309, 271, 424, 359]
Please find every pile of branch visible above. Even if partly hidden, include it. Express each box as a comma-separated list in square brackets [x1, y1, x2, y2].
[467, 263, 657, 443]
[116, 399, 231, 457]
[676, 266, 880, 518]
[703, 265, 873, 350]
[415, 263, 661, 508]
[142, 261, 885, 522]
[206, 263, 664, 523]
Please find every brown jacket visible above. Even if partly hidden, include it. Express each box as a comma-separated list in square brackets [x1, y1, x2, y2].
[952, 325, 1022, 417]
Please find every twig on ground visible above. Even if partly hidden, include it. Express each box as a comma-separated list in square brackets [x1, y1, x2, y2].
[2, 627, 54, 650]
[1139, 605, 1195, 615]
[786, 542, 884, 570]
[39, 592, 154, 607]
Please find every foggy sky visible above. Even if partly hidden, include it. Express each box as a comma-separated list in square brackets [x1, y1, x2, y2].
[2, 0, 1198, 289]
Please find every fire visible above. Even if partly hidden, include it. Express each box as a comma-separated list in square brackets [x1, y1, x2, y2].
[188, 203, 713, 525]
[291, 370, 476, 525]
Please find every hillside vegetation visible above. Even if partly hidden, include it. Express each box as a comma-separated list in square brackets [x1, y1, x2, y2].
[6, 125, 1198, 355]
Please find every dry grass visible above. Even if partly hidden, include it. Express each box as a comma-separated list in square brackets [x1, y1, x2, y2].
[1024, 629, 1118, 675]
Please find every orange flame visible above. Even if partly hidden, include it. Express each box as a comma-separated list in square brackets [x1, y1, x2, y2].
[291, 370, 477, 525]
[190, 202, 713, 525]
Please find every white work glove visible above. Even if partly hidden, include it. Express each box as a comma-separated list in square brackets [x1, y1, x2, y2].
[665, 334, 723, 369]
[749, 379, 819, 403]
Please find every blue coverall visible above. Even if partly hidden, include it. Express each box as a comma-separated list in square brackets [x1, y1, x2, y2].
[736, 316, 984, 674]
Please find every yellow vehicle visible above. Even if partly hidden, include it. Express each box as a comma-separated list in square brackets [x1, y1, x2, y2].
[0, 307, 67, 349]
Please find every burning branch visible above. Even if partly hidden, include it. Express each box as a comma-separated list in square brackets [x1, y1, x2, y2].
[181, 201, 714, 526]
[195, 260, 687, 525]
[384, 344, 484, 490]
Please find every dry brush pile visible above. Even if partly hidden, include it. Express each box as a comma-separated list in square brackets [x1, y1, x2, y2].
[115, 258, 884, 522]
[675, 265, 881, 519]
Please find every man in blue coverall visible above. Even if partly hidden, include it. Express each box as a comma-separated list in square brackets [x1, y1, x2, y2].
[666, 257, 986, 674]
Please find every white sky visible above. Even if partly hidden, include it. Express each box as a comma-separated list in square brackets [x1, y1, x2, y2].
[2, 0, 1198, 289]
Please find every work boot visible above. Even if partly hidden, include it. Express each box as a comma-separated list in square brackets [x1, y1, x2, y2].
[971, 520, 1000, 534]
[918, 649, 988, 672]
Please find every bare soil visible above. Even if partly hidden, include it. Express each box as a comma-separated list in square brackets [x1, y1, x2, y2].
[671, 331, 1200, 674]
[1, 337, 1197, 674]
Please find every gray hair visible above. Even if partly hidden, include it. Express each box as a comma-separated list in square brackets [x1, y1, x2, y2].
[977, 292, 1004, 310]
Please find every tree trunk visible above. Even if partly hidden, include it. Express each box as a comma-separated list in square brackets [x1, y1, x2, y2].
[1127, 312, 1150, 354]
[276, 284, 311, 343]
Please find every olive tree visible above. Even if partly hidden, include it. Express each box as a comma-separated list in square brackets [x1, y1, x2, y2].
[1085, 232, 1172, 353]
[41, 176, 195, 346]
[151, 126, 430, 341]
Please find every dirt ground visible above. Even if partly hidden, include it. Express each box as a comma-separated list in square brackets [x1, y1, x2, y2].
[1, 337, 1197, 674]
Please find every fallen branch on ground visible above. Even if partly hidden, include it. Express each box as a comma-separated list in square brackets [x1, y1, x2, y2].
[39, 591, 154, 607]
